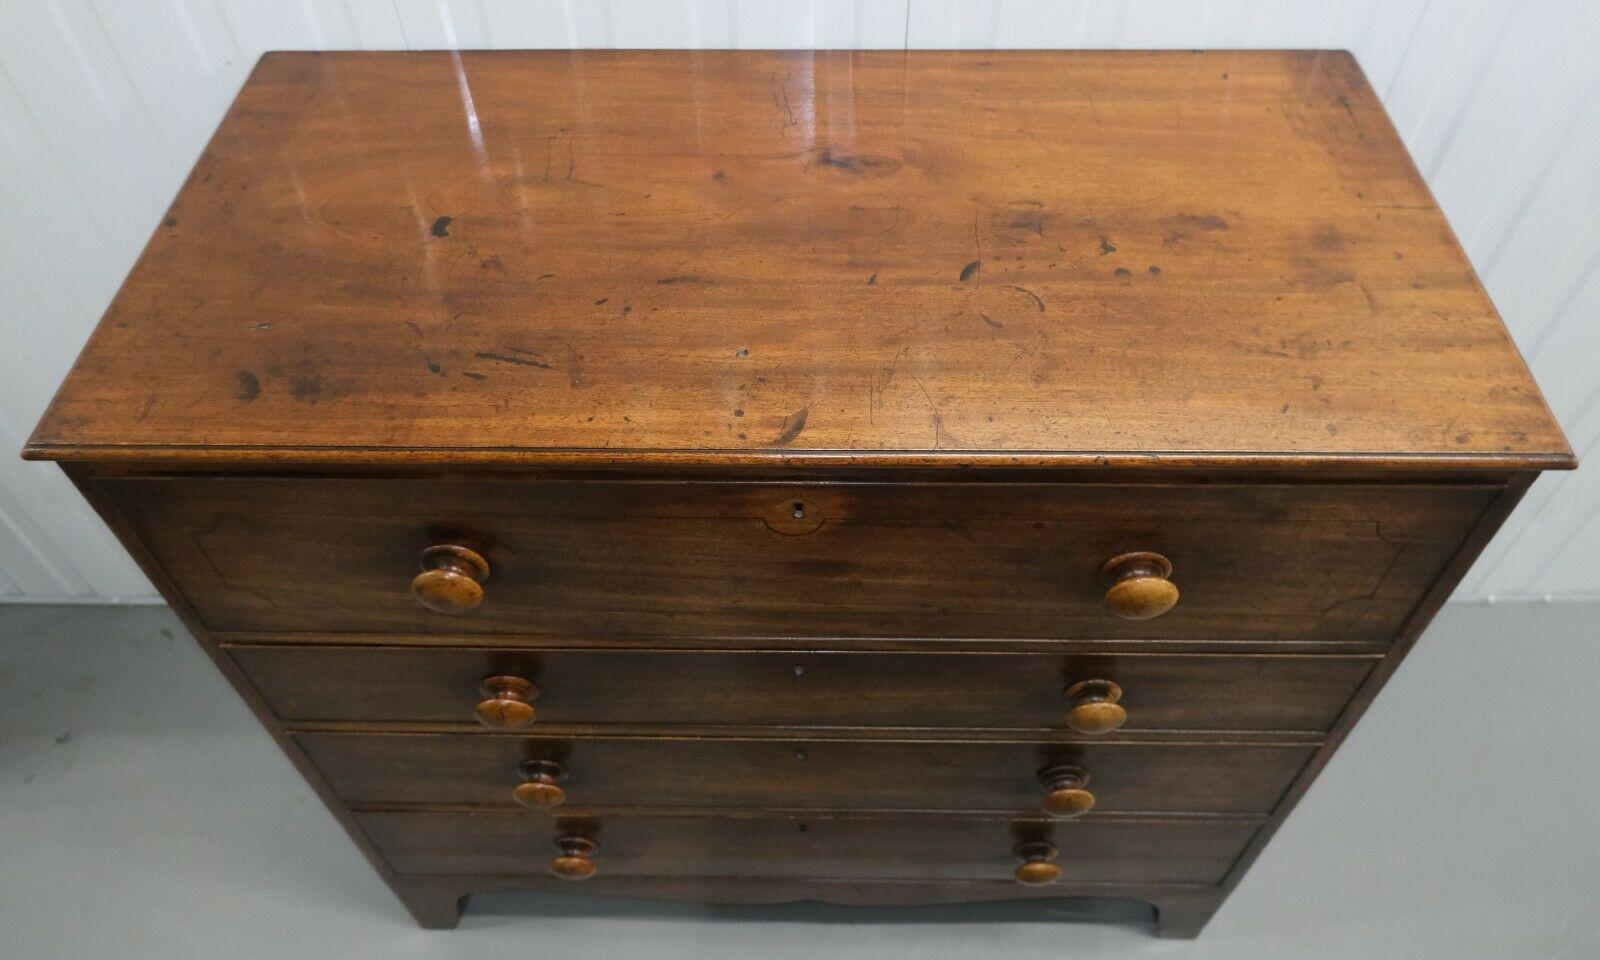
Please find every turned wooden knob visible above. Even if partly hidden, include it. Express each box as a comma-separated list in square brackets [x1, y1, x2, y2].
[513, 760, 567, 808]
[550, 836, 598, 880]
[1013, 841, 1060, 885]
[475, 675, 538, 728]
[1101, 551, 1178, 620]
[1038, 764, 1095, 818]
[1064, 679, 1127, 734]
[412, 544, 490, 613]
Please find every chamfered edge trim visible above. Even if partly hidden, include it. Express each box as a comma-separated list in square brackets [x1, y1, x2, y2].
[19, 442, 1578, 472]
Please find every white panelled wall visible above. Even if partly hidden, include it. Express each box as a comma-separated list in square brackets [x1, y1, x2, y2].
[0, 0, 1595, 601]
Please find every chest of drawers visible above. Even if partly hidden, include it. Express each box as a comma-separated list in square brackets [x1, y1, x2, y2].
[25, 50, 1572, 938]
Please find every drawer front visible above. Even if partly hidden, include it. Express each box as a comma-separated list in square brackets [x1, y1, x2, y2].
[300, 732, 1313, 814]
[356, 810, 1259, 884]
[233, 646, 1374, 732]
[105, 478, 1490, 642]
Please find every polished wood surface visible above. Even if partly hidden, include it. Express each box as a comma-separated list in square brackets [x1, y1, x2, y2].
[1063, 680, 1129, 735]
[512, 759, 567, 809]
[355, 810, 1259, 885]
[412, 545, 490, 614]
[472, 675, 537, 729]
[549, 836, 599, 880]
[24, 51, 1570, 471]
[105, 477, 1489, 642]
[230, 645, 1376, 732]
[27, 50, 1577, 939]
[1013, 842, 1062, 885]
[295, 732, 1313, 815]
[1037, 765, 1096, 819]
[1102, 553, 1180, 621]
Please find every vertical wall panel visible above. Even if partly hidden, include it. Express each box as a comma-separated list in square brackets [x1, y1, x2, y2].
[0, 0, 1597, 600]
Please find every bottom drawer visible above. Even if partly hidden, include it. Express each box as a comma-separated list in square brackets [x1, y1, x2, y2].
[356, 810, 1259, 885]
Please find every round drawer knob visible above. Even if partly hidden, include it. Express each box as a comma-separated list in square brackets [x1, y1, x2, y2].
[475, 675, 539, 728]
[1101, 551, 1178, 620]
[1037, 764, 1095, 818]
[412, 544, 490, 614]
[513, 760, 567, 808]
[1064, 679, 1127, 734]
[1013, 841, 1061, 885]
[550, 836, 598, 880]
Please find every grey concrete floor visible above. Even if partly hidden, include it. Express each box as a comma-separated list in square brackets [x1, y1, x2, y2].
[2, 601, 1597, 959]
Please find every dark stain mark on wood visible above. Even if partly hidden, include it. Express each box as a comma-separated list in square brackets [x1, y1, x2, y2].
[462, 371, 486, 380]
[657, 276, 699, 284]
[980, 313, 1003, 329]
[1006, 211, 1047, 237]
[1160, 213, 1229, 246]
[479, 254, 503, 272]
[1098, 236, 1116, 255]
[1114, 267, 1132, 277]
[736, 348, 749, 358]
[424, 356, 442, 375]
[163, 217, 178, 229]
[1186, 214, 1228, 230]
[404, 321, 423, 338]
[254, 322, 273, 331]
[712, 170, 726, 180]
[538, 272, 555, 280]
[867, 273, 877, 285]
[233, 371, 260, 402]
[812, 146, 901, 177]
[1003, 285, 1046, 311]
[959, 260, 982, 283]
[430, 216, 453, 238]
[594, 298, 608, 305]
[733, 409, 744, 417]
[475, 351, 552, 369]
[288, 373, 323, 401]
[136, 395, 156, 421]
[774, 407, 809, 446]
[1312, 224, 1345, 252]
[1148, 265, 1161, 275]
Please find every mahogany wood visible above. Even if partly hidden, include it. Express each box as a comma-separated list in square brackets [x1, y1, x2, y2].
[412, 545, 490, 614]
[229, 645, 1376, 732]
[102, 477, 1488, 642]
[354, 810, 1260, 886]
[22, 50, 1575, 939]
[23, 51, 1572, 471]
[294, 732, 1313, 815]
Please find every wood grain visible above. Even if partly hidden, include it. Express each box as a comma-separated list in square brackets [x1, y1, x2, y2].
[295, 731, 1313, 815]
[229, 645, 1376, 733]
[355, 809, 1259, 886]
[24, 50, 1577, 939]
[25, 51, 1570, 471]
[104, 477, 1490, 642]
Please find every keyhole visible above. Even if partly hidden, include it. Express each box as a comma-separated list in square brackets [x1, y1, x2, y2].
[793, 663, 805, 677]
[792, 501, 806, 519]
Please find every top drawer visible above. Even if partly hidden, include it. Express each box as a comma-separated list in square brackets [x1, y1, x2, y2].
[103, 478, 1489, 642]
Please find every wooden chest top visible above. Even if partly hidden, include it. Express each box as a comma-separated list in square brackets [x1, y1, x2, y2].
[26, 50, 1570, 471]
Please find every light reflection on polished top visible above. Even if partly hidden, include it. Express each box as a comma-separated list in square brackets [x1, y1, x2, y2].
[25, 50, 1572, 469]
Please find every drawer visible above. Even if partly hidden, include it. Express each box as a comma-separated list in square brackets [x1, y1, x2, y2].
[233, 646, 1375, 732]
[104, 478, 1490, 642]
[300, 732, 1314, 815]
[356, 810, 1260, 884]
